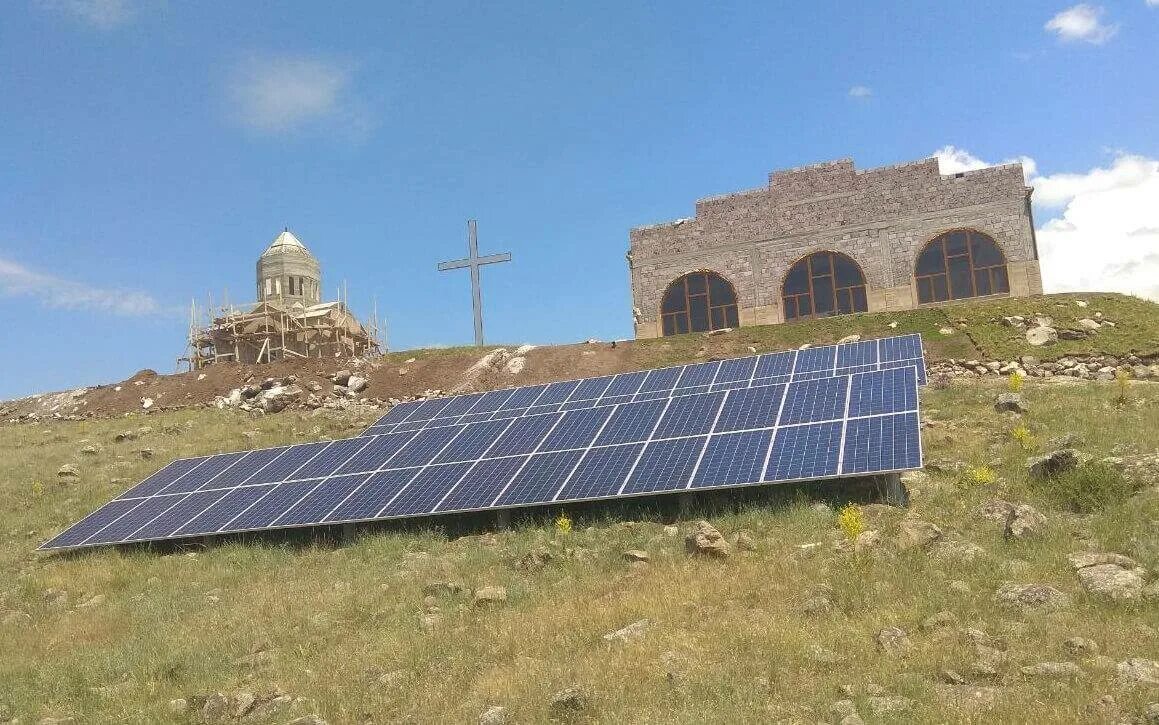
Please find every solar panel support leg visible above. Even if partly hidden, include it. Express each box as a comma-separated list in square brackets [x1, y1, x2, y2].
[341, 523, 356, 545]
[876, 473, 909, 507]
[495, 510, 511, 531]
[678, 493, 692, 518]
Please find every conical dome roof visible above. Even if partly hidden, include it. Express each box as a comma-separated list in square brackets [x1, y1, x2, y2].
[261, 228, 315, 258]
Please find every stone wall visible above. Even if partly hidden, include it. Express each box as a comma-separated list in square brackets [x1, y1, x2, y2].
[628, 157, 1044, 338]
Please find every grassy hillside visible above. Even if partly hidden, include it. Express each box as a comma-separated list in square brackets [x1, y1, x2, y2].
[1, 375, 1158, 722]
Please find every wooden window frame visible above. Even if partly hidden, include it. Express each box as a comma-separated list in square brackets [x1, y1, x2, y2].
[914, 229, 1009, 305]
[781, 251, 868, 322]
[660, 270, 739, 337]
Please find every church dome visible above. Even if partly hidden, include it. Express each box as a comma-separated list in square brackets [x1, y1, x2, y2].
[256, 228, 322, 305]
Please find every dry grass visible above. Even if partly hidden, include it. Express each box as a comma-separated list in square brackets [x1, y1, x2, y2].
[1, 380, 1157, 723]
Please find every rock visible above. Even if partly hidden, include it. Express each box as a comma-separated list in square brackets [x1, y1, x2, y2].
[1064, 637, 1100, 656]
[1078, 318, 1101, 331]
[285, 717, 327, 725]
[1005, 503, 1047, 539]
[865, 697, 914, 716]
[479, 705, 508, 725]
[1048, 432, 1083, 448]
[1117, 658, 1159, 686]
[994, 392, 1027, 414]
[921, 611, 958, 631]
[807, 644, 841, 664]
[260, 384, 303, 413]
[876, 627, 911, 656]
[76, 593, 106, 609]
[231, 692, 256, 718]
[939, 327, 954, 335]
[603, 619, 650, 643]
[838, 334, 861, 344]
[1021, 661, 1081, 678]
[803, 595, 833, 616]
[1025, 326, 1058, 346]
[57, 464, 80, 479]
[979, 499, 1016, 521]
[684, 520, 730, 557]
[839, 716, 866, 725]
[894, 517, 942, 550]
[79, 444, 99, 456]
[37, 718, 76, 725]
[347, 376, 369, 393]
[516, 546, 555, 571]
[932, 538, 985, 564]
[1069, 552, 1147, 601]
[168, 698, 188, 714]
[1068, 551, 1140, 569]
[199, 692, 229, 722]
[422, 580, 466, 597]
[1143, 702, 1159, 724]
[473, 586, 508, 606]
[994, 583, 1071, 611]
[246, 694, 291, 720]
[935, 685, 1000, 713]
[732, 529, 757, 551]
[332, 370, 352, 385]
[114, 430, 138, 442]
[548, 687, 588, 717]
[1027, 449, 1080, 479]
[141, 397, 154, 410]
[622, 550, 650, 563]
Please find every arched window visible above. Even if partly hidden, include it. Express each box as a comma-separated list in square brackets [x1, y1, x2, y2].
[660, 271, 739, 336]
[782, 251, 868, 321]
[915, 229, 1009, 303]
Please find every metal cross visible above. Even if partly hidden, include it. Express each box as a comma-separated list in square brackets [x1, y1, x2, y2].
[437, 220, 512, 347]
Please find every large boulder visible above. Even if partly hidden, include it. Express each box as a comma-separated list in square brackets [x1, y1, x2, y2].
[1027, 449, 1080, 479]
[1069, 552, 1148, 602]
[684, 520, 730, 558]
[994, 582, 1071, 611]
[1005, 504, 1047, 539]
[894, 518, 943, 550]
[994, 393, 1027, 414]
[1025, 326, 1058, 346]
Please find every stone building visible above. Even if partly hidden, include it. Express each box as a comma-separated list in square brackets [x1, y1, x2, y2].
[256, 229, 322, 305]
[627, 156, 1044, 338]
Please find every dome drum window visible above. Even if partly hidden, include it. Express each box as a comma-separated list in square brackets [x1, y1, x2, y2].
[660, 271, 739, 336]
[915, 229, 1009, 304]
[782, 251, 868, 321]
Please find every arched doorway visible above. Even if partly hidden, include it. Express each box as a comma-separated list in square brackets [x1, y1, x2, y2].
[660, 270, 739, 336]
[782, 251, 868, 321]
[914, 229, 1009, 303]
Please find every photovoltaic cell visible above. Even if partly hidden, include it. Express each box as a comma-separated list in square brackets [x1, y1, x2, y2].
[42, 341, 925, 551]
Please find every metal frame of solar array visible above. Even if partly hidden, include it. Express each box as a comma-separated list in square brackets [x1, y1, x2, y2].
[40, 359, 923, 551]
[361, 333, 926, 438]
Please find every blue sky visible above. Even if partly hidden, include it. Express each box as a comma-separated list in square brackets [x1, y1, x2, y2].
[2, 1, 1158, 400]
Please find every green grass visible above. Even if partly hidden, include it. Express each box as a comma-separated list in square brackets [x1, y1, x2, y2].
[1, 376, 1157, 723]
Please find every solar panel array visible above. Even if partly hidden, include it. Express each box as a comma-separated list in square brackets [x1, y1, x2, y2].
[40, 357, 922, 552]
[363, 333, 926, 437]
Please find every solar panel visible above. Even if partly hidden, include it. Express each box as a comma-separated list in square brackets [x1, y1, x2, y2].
[362, 333, 926, 437]
[40, 362, 923, 551]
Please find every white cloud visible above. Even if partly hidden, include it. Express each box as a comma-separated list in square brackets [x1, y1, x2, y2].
[1147, 0, 1159, 7]
[848, 86, 873, 99]
[0, 255, 165, 316]
[227, 54, 366, 135]
[1045, 4, 1118, 44]
[40, 0, 134, 30]
[932, 147, 1159, 302]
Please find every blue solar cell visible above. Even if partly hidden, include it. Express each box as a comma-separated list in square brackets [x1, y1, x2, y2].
[381, 462, 473, 516]
[489, 408, 525, 423]
[481, 413, 557, 457]
[571, 375, 615, 401]
[710, 380, 751, 392]
[433, 418, 513, 463]
[527, 403, 563, 416]
[764, 422, 842, 481]
[713, 384, 785, 432]
[246, 442, 331, 485]
[439, 392, 488, 416]
[598, 394, 635, 406]
[841, 412, 921, 474]
[674, 361, 719, 389]
[155, 451, 250, 495]
[406, 398, 454, 422]
[371, 401, 423, 426]
[621, 437, 707, 494]
[834, 363, 879, 377]
[363, 425, 393, 436]
[201, 447, 289, 490]
[633, 390, 671, 402]
[691, 430, 773, 487]
[637, 366, 680, 393]
[715, 356, 757, 384]
[755, 351, 794, 379]
[334, 431, 417, 475]
[837, 339, 878, 369]
[324, 469, 419, 522]
[388, 426, 465, 468]
[292, 438, 374, 480]
[778, 376, 849, 425]
[604, 370, 648, 397]
[653, 392, 726, 439]
[126, 489, 229, 542]
[540, 407, 613, 451]
[559, 399, 598, 412]
[274, 474, 372, 526]
[879, 333, 921, 362]
[847, 366, 917, 417]
[116, 457, 210, 499]
[435, 456, 528, 512]
[85, 494, 186, 544]
[223, 480, 320, 531]
[555, 443, 643, 501]
[41, 498, 146, 548]
[452, 412, 492, 425]
[392, 419, 434, 433]
[535, 379, 581, 405]
[495, 450, 584, 506]
[469, 389, 517, 414]
[500, 384, 549, 409]
[594, 399, 666, 445]
[176, 485, 277, 535]
[795, 346, 837, 374]
[881, 357, 927, 384]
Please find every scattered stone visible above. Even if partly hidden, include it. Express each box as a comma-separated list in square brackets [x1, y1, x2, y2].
[479, 705, 508, 725]
[838, 334, 861, 344]
[548, 687, 588, 717]
[839, 716, 866, 725]
[807, 644, 841, 665]
[939, 327, 954, 336]
[516, 546, 555, 572]
[168, 698, 188, 714]
[246, 694, 292, 720]
[284, 717, 327, 725]
[141, 397, 154, 410]
[1021, 661, 1081, 678]
[603, 619, 650, 643]
[79, 444, 99, 456]
[1069, 552, 1148, 601]
[1078, 318, 1102, 331]
[934, 685, 1000, 713]
[1143, 702, 1159, 724]
[1117, 658, 1159, 686]
[1064, 637, 1100, 657]
[473, 586, 508, 607]
[1027, 449, 1080, 479]
[231, 692, 256, 718]
[894, 517, 942, 550]
[347, 376, 369, 393]
[932, 538, 985, 564]
[994, 582, 1071, 611]
[994, 392, 1027, 414]
[979, 499, 1016, 521]
[423, 580, 466, 597]
[622, 549, 650, 563]
[829, 699, 857, 718]
[876, 626, 911, 656]
[1005, 503, 1047, 539]
[732, 529, 758, 551]
[57, 464, 80, 479]
[921, 611, 958, 631]
[865, 697, 914, 716]
[802, 595, 833, 616]
[76, 593, 106, 609]
[199, 692, 229, 722]
[332, 370, 352, 385]
[1025, 326, 1058, 346]
[663, 524, 679, 537]
[684, 520, 730, 557]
